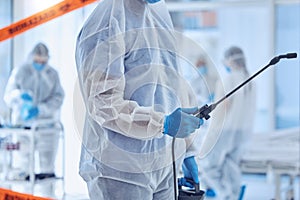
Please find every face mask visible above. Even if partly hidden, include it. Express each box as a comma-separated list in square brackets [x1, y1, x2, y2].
[33, 62, 46, 71]
[145, 0, 161, 3]
[224, 65, 231, 73]
[197, 65, 207, 75]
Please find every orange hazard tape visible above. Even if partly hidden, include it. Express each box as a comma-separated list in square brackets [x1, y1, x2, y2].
[0, 188, 52, 200]
[0, 0, 98, 42]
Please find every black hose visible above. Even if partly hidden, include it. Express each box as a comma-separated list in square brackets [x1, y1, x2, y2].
[172, 138, 178, 200]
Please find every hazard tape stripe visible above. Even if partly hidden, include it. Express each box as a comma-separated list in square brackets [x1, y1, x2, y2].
[0, 188, 52, 200]
[0, 0, 98, 42]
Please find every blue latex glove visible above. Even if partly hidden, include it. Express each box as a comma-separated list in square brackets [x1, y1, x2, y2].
[164, 107, 203, 138]
[182, 156, 199, 188]
[20, 93, 33, 102]
[21, 104, 39, 120]
[178, 177, 195, 188]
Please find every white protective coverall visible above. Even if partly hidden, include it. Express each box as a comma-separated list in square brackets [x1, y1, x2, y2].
[4, 54, 64, 174]
[75, 0, 202, 199]
[199, 61, 256, 199]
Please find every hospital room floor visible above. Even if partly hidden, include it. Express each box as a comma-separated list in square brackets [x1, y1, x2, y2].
[62, 174, 300, 200]
[2, 173, 299, 199]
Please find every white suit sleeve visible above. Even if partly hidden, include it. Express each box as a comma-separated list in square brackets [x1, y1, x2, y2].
[4, 68, 24, 107]
[38, 70, 65, 117]
[76, 27, 165, 140]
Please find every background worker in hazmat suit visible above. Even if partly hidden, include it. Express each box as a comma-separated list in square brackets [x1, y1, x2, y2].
[199, 46, 256, 200]
[75, 0, 205, 199]
[4, 43, 64, 180]
[192, 54, 219, 105]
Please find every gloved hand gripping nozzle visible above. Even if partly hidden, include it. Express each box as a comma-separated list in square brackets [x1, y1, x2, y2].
[193, 104, 217, 120]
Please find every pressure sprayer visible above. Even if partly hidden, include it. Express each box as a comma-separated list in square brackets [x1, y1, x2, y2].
[173, 52, 298, 200]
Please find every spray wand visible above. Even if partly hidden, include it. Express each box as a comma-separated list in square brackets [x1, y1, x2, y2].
[175, 52, 297, 200]
[193, 53, 297, 120]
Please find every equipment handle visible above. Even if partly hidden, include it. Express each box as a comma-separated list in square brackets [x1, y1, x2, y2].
[178, 178, 200, 193]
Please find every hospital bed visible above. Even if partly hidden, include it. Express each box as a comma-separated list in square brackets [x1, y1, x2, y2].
[241, 127, 300, 200]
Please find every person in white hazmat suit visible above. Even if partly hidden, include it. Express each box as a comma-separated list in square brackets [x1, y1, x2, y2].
[192, 54, 219, 105]
[199, 46, 256, 200]
[4, 43, 64, 180]
[75, 0, 205, 199]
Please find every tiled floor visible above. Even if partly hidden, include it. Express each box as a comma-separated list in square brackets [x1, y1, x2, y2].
[1, 174, 299, 200]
